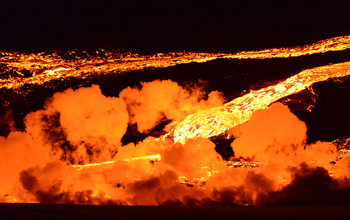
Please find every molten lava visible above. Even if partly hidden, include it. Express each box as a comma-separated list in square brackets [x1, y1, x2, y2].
[174, 61, 350, 143]
[72, 154, 161, 171]
[1, 35, 350, 90]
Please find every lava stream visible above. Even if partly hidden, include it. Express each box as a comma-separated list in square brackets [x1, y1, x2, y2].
[1, 35, 350, 90]
[174, 61, 350, 143]
[72, 154, 161, 171]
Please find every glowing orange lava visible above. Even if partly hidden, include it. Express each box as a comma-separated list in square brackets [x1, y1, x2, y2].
[72, 154, 161, 171]
[1, 35, 349, 90]
[174, 61, 350, 143]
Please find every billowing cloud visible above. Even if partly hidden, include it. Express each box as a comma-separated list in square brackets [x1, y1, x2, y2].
[25, 85, 129, 163]
[1, 81, 350, 206]
[231, 102, 307, 162]
[119, 79, 225, 133]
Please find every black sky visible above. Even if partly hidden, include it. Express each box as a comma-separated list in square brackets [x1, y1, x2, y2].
[1, 1, 350, 54]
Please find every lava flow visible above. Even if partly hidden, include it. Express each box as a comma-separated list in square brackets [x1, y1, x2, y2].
[1, 35, 350, 206]
[174, 61, 350, 143]
[1, 35, 350, 90]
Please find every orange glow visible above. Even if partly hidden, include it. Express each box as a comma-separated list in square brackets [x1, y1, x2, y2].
[1, 35, 350, 205]
[1, 35, 350, 91]
[72, 154, 161, 171]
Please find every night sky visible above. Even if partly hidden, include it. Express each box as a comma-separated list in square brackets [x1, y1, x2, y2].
[1, 1, 350, 54]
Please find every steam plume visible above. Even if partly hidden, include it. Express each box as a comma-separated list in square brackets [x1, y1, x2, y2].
[1, 80, 350, 206]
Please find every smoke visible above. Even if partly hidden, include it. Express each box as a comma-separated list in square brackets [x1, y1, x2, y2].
[24, 85, 129, 163]
[119, 79, 225, 133]
[161, 138, 221, 180]
[230, 102, 307, 162]
[0, 79, 226, 203]
[0, 131, 55, 202]
[50, 85, 129, 159]
[1, 80, 350, 206]
[255, 163, 350, 206]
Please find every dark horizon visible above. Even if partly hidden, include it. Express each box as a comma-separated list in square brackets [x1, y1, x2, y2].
[1, 203, 350, 220]
[1, 1, 350, 54]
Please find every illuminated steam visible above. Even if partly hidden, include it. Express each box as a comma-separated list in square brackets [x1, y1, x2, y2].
[119, 79, 224, 133]
[231, 102, 307, 162]
[1, 78, 349, 205]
